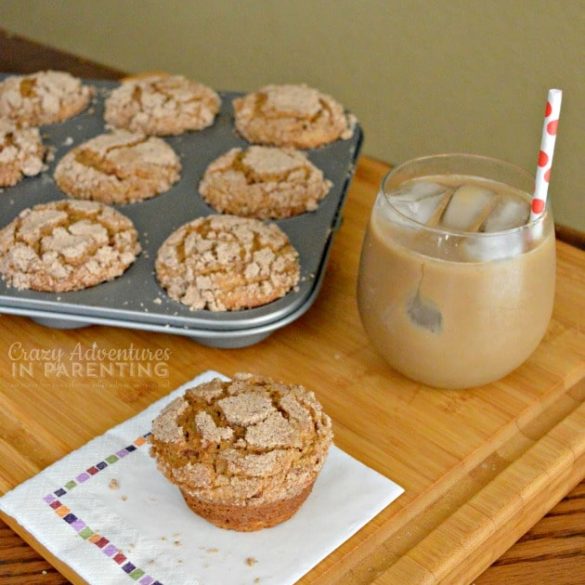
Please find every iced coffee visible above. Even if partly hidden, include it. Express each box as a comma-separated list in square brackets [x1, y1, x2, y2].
[357, 154, 556, 389]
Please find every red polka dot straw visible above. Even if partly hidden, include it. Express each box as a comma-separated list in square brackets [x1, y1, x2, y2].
[530, 89, 563, 221]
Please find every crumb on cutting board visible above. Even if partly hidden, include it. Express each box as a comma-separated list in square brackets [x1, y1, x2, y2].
[245, 557, 258, 567]
[108, 479, 119, 490]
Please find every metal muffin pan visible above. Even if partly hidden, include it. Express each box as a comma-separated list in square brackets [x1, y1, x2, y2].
[0, 77, 363, 347]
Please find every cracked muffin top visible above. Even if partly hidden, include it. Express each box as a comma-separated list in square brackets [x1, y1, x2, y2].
[199, 145, 332, 219]
[155, 214, 300, 311]
[233, 84, 353, 149]
[104, 74, 221, 136]
[0, 200, 141, 292]
[0, 120, 46, 187]
[150, 373, 334, 505]
[54, 130, 181, 205]
[0, 70, 92, 127]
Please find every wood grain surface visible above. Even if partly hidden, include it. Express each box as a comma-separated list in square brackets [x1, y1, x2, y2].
[0, 28, 123, 79]
[0, 27, 584, 585]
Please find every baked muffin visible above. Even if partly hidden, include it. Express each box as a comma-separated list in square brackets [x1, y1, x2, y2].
[0, 200, 141, 292]
[54, 130, 181, 205]
[0, 70, 92, 127]
[233, 83, 352, 149]
[155, 214, 300, 311]
[150, 373, 333, 531]
[104, 74, 221, 136]
[0, 120, 46, 187]
[199, 146, 332, 219]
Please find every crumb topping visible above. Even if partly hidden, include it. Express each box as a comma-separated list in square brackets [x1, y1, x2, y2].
[199, 146, 332, 219]
[263, 85, 322, 117]
[104, 74, 221, 136]
[0, 120, 46, 187]
[0, 70, 92, 127]
[218, 392, 274, 426]
[195, 411, 235, 443]
[245, 411, 300, 450]
[0, 200, 140, 292]
[150, 373, 333, 505]
[54, 130, 181, 205]
[242, 146, 306, 177]
[233, 84, 352, 149]
[152, 397, 188, 443]
[155, 214, 300, 311]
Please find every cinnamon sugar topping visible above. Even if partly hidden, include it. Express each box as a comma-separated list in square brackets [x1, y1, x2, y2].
[245, 412, 301, 450]
[152, 397, 189, 443]
[0, 120, 46, 187]
[54, 130, 181, 205]
[0, 200, 140, 292]
[218, 392, 274, 426]
[234, 84, 352, 149]
[105, 74, 220, 136]
[199, 146, 332, 219]
[155, 215, 300, 311]
[0, 70, 92, 127]
[150, 373, 333, 506]
[264, 85, 321, 116]
[195, 411, 235, 444]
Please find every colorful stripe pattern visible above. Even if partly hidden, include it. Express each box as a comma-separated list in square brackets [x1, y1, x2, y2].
[42, 432, 163, 585]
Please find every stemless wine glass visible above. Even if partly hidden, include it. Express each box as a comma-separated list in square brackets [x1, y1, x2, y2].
[357, 154, 556, 389]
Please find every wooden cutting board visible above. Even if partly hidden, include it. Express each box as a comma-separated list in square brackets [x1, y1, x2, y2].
[0, 157, 584, 585]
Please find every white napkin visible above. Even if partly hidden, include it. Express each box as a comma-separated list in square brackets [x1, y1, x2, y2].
[0, 371, 404, 585]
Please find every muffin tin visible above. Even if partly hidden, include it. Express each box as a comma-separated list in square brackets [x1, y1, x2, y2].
[0, 76, 363, 347]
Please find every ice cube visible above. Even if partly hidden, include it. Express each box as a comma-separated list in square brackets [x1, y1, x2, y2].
[464, 232, 525, 262]
[390, 181, 452, 225]
[482, 195, 530, 232]
[392, 192, 451, 225]
[395, 180, 448, 199]
[441, 184, 497, 232]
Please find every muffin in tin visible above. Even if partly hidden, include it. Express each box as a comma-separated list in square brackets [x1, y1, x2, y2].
[155, 214, 300, 311]
[54, 130, 181, 205]
[104, 74, 221, 136]
[0, 200, 141, 292]
[233, 83, 352, 149]
[0, 120, 46, 187]
[199, 145, 332, 219]
[0, 70, 92, 127]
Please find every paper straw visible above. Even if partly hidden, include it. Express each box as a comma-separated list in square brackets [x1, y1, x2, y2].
[530, 88, 562, 220]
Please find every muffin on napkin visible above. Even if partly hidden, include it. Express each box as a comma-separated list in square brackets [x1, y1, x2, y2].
[150, 373, 333, 531]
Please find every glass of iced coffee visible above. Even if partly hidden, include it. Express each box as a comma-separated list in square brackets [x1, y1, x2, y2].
[357, 154, 556, 389]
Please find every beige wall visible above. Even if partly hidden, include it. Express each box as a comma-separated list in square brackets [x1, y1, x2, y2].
[1, 0, 583, 229]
